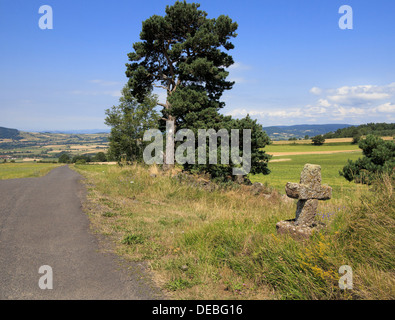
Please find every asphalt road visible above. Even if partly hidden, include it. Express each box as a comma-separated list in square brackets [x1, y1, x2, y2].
[0, 165, 163, 300]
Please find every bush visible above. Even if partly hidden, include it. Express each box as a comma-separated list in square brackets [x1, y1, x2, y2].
[340, 135, 395, 184]
[351, 134, 361, 145]
[93, 152, 107, 162]
[312, 135, 325, 145]
[58, 153, 70, 163]
[72, 154, 91, 164]
[75, 159, 86, 165]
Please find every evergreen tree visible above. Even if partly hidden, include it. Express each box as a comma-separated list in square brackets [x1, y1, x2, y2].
[340, 135, 395, 184]
[124, 1, 271, 180]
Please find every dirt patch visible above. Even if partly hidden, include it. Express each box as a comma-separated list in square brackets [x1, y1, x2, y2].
[270, 158, 292, 162]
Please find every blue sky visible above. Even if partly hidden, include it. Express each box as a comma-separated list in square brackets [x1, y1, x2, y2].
[0, 0, 394, 131]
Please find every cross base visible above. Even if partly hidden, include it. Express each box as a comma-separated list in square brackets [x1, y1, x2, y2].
[276, 219, 325, 241]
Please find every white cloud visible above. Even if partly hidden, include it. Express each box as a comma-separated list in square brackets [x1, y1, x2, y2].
[226, 62, 252, 84]
[71, 90, 122, 97]
[310, 87, 322, 95]
[326, 84, 393, 105]
[89, 79, 123, 87]
[333, 106, 366, 117]
[225, 82, 395, 124]
[318, 99, 331, 107]
[227, 108, 303, 119]
[227, 62, 251, 71]
[374, 102, 395, 113]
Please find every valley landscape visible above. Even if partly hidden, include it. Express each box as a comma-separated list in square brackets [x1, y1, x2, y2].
[0, 0, 394, 308]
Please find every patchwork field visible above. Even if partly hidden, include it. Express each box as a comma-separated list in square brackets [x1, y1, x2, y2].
[0, 131, 109, 162]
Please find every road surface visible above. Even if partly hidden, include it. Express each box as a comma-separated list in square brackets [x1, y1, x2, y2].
[0, 165, 163, 300]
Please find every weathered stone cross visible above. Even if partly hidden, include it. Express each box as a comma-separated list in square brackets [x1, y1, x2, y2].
[285, 164, 332, 226]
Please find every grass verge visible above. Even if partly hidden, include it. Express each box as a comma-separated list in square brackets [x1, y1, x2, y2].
[73, 163, 394, 300]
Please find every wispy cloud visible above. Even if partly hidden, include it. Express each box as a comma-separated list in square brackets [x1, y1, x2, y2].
[71, 90, 122, 97]
[89, 79, 123, 87]
[226, 82, 395, 124]
[310, 87, 322, 95]
[226, 62, 252, 84]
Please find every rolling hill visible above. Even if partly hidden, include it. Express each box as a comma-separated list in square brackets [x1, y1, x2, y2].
[262, 124, 353, 140]
[0, 126, 21, 140]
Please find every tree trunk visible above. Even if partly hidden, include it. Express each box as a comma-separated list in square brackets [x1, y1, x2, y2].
[163, 117, 175, 171]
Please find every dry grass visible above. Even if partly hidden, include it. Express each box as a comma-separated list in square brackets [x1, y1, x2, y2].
[73, 163, 394, 300]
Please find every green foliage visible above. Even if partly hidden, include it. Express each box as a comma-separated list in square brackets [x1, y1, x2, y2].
[124, 1, 270, 180]
[181, 115, 271, 181]
[58, 153, 71, 163]
[75, 159, 86, 165]
[121, 233, 145, 245]
[105, 85, 159, 163]
[72, 154, 91, 164]
[92, 152, 107, 162]
[165, 278, 194, 291]
[351, 134, 361, 145]
[340, 135, 395, 184]
[126, 0, 237, 113]
[312, 135, 325, 146]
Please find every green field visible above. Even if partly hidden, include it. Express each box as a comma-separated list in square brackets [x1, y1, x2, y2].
[251, 150, 364, 198]
[0, 163, 62, 180]
[265, 142, 360, 153]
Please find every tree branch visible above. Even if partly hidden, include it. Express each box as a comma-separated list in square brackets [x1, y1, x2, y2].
[157, 102, 168, 108]
[153, 84, 168, 90]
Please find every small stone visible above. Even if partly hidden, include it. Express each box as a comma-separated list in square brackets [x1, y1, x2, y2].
[181, 265, 188, 271]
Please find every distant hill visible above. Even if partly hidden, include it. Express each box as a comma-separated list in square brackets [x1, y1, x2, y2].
[41, 129, 111, 134]
[0, 126, 21, 139]
[323, 122, 395, 139]
[262, 124, 352, 140]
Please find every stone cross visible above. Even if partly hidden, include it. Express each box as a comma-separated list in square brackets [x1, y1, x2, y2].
[285, 164, 332, 226]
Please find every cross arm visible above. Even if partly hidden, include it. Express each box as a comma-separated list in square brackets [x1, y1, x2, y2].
[285, 182, 332, 200]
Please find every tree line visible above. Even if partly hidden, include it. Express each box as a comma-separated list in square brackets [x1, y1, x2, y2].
[323, 123, 395, 139]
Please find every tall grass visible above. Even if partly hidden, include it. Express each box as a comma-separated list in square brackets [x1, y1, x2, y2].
[74, 163, 394, 300]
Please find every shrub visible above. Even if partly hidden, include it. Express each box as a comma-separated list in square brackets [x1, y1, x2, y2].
[340, 135, 395, 184]
[312, 135, 325, 145]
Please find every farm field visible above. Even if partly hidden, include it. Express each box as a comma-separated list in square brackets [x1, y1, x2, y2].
[0, 131, 109, 162]
[271, 137, 394, 145]
[0, 162, 62, 180]
[251, 151, 365, 198]
[265, 142, 361, 155]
